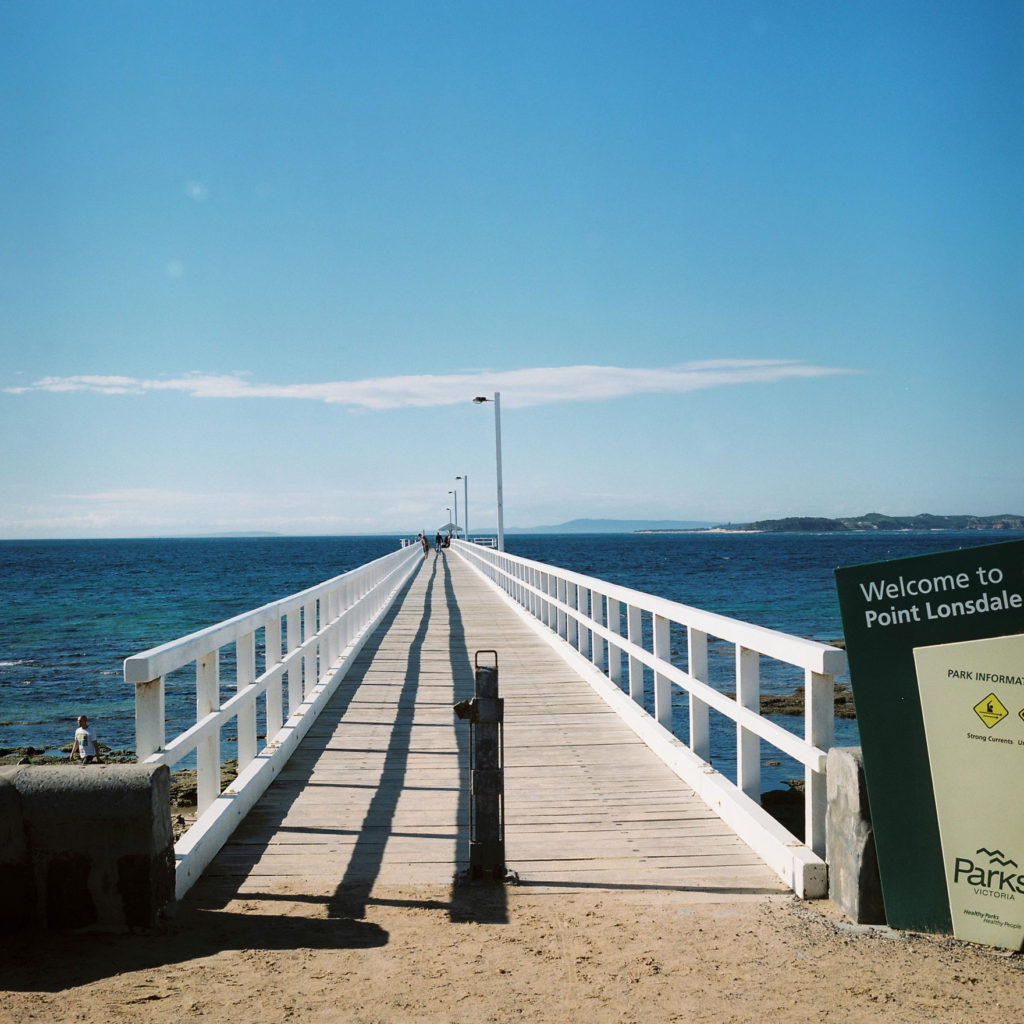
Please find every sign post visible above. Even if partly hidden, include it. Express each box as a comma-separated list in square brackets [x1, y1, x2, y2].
[835, 538, 1024, 942]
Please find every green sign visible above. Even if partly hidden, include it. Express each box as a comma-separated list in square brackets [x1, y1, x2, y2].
[835, 538, 1024, 936]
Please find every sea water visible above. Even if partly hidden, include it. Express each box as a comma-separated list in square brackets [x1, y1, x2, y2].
[2, 531, 1019, 791]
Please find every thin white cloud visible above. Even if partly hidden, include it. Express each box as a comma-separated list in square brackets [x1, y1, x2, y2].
[8, 375, 148, 395]
[4, 360, 858, 409]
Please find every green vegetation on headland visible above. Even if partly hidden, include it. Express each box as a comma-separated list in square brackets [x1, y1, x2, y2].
[694, 513, 1024, 534]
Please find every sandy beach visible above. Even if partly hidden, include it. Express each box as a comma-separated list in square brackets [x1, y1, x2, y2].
[3, 879, 1023, 1024]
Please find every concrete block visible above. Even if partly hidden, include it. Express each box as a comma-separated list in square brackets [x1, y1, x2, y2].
[1, 764, 175, 930]
[826, 746, 885, 924]
[0, 768, 34, 931]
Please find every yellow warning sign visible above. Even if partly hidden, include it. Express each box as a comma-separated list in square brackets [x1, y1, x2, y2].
[974, 693, 1008, 729]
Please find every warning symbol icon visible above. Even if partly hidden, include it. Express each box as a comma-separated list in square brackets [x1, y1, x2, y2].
[974, 693, 1008, 729]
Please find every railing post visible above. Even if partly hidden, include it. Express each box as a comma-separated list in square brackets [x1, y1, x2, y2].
[627, 604, 643, 704]
[265, 617, 283, 739]
[322, 591, 335, 667]
[134, 677, 165, 759]
[607, 597, 622, 687]
[557, 577, 567, 639]
[805, 669, 834, 855]
[578, 586, 591, 660]
[688, 628, 710, 761]
[342, 578, 355, 649]
[567, 584, 579, 648]
[237, 632, 257, 767]
[303, 599, 317, 695]
[331, 587, 343, 661]
[736, 646, 761, 799]
[590, 593, 605, 671]
[653, 614, 672, 730]
[196, 652, 220, 813]
[286, 607, 302, 710]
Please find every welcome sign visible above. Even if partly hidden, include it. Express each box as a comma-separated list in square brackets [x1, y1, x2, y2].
[835, 538, 1024, 942]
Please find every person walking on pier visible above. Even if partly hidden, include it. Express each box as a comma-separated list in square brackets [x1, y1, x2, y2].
[418, 533, 429, 557]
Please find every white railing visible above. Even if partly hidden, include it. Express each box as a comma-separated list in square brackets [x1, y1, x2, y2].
[123, 543, 422, 899]
[452, 540, 847, 898]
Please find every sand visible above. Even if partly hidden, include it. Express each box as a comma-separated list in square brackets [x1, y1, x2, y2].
[3, 880, 1023, 1024]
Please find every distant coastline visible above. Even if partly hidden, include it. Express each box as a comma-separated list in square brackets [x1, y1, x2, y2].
[637, 513, 1024, 535]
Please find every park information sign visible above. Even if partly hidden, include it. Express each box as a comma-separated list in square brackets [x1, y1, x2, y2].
[835, 538, 1024, 943]
[914, 634, 1024, 948]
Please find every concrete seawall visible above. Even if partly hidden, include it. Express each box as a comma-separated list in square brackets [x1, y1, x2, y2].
[826, 747, 885, 924]
[0, 764, 175, 931]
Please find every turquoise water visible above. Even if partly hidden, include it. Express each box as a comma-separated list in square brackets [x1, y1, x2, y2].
[2, 531, 1019, 790]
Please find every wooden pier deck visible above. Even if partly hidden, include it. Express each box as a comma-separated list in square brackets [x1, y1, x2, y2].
[196, 550, 786, 905]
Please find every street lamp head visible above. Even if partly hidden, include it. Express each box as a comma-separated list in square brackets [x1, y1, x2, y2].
[473, 396, 489, 404]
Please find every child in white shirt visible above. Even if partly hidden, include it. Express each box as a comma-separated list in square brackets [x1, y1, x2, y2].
[69, 715, 103, 764]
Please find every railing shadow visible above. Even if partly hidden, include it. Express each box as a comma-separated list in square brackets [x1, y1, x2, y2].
[0, 907, 389, 992]
[326, 554, 439, 918]
[185, 560, 431, 913]
[443, 552, 510, 924]
[185, 550, 510, 933]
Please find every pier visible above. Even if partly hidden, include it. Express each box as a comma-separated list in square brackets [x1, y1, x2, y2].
[124, 540, 846, 904]
[199, 551, 786, 902]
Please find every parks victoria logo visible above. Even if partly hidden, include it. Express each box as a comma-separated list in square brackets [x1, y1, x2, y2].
[954, 847, 1024, 899]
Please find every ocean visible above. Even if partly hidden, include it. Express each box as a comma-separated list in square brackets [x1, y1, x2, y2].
[3, 531, 1021, 790]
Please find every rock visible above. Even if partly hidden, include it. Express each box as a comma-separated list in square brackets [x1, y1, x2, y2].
[724, 682, 857, 719]
[169, 760, 238, 810]
[761, 786, 804, 838]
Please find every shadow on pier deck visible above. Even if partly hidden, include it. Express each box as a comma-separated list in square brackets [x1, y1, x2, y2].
[189, 550, 787, 921]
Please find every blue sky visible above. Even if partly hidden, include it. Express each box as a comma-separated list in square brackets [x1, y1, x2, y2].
[1, 1, 1021, 538]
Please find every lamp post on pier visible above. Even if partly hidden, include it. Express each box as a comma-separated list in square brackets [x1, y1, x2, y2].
[456, 475, 467, 540]
[449, 489, 459, 538]
[472, 392, 504, 552]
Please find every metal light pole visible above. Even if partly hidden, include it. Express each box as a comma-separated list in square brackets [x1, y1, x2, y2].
[456, 475, 468, 540]
[473, 392, 504, 551]
[449, 489, 459, 538]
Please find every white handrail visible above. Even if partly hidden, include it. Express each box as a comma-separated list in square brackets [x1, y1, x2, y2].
[452, 539, 847, 898]
[123, 543, 422, 899]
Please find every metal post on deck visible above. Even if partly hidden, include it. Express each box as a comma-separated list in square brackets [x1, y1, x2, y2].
[453, 650, 516, 883]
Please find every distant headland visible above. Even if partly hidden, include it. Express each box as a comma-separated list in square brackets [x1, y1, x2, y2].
[639, 513, 1024, 534]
